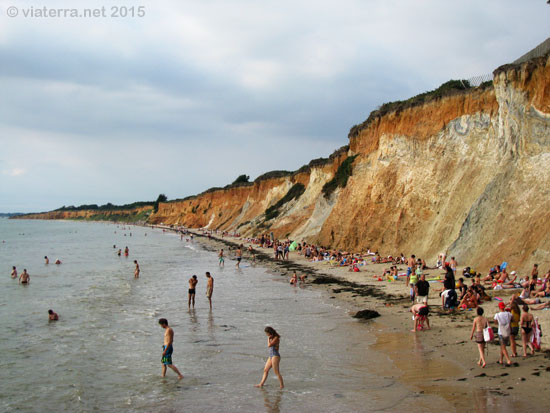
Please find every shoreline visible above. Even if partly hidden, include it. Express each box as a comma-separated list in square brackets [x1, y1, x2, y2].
[173, 227, 550, 410]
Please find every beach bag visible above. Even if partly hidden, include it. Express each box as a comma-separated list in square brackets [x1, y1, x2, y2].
[483, 322, 494, 342]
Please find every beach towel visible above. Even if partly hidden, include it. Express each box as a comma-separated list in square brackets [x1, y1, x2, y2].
[531, 317, 542, 351]
[501, 262, 508, 269]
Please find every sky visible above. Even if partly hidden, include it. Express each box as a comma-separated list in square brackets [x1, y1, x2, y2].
[1, 0, 549, 212]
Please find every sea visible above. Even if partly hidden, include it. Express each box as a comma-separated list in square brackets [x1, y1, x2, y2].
[0, 218, 506, 412]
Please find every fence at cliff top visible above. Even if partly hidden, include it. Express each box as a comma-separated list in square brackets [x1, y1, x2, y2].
[513, 37, 550, 65]
[464, 73, 493, 87]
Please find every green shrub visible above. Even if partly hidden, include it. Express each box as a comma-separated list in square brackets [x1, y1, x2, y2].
[322, 155, 357, 199]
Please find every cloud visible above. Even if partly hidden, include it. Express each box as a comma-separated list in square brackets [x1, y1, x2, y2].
[3, 168, 26, 177]
[0, 0, 549, 212]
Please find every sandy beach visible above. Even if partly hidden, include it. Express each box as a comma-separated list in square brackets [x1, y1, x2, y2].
[179, 227, 550, 410]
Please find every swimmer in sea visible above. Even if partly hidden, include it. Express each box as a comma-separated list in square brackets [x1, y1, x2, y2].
[48, 309, 59, 320]
[55, 259, 62, 265]
[44, 256, 49, 265]
[255, 326, 284, 389]
[134, 260, 140, 278]
[158, 318, 184, 380]
[124, 246, 129, 257]
[19, 269, 30, 285]
[117, 249, 122, 257]
[206, 272, 214, 309]
[11, 266, 17, 279]
[188, 275, 198, 308]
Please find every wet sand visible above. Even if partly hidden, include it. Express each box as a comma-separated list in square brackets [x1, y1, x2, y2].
[168, 227, 550, 409]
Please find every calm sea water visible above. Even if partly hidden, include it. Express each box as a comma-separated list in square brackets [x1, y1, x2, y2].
[1, 218, 426, 412]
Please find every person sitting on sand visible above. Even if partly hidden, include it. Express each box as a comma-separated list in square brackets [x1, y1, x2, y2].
[459, 287, 479, 309]
[410, 303, 430, 332]
[457, 278, 468, 300]
[470, 306, 488, 368]
[520, 305, 535, 357]
[48, 309, 59, 320]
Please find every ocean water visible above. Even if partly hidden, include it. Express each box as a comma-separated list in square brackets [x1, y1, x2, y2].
[0, 218, 421, 412]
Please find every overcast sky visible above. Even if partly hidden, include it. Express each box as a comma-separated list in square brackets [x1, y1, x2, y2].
[1, 0, 549, 212]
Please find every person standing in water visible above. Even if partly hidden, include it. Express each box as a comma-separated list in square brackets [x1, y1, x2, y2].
[205, 272, 214, 310]
[124, 246, 129, 257]
[11, 266, 17, 279]
[44, 256, 49, 264]
[236, 245, 243, 268]
[19, 269, 30, 284]
[218, 249, 225, 267]
[158, 318, 184, 380]
[134, 260, 140, 278]
[188, 275, 198, 308]
[255, 326, 284, 389]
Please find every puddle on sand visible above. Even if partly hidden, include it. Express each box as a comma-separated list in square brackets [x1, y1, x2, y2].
[368, 320, 534, 411]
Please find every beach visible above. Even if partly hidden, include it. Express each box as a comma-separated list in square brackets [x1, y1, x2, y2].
[185, 228, 550, 410]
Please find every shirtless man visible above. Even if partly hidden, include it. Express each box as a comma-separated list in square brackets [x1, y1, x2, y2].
[206, 272, 214, 309]
[218, 249, 225, 267]
[19, 269, 30, 284]
[158, 318, 184, 379]
[134, 260, 140, 278]
[48, 309, 59, 320]
[44, 256, 49, 264]
[188, 275, 198, 308]
[11, 266, 17, 279]
[236, 246, 243, 268]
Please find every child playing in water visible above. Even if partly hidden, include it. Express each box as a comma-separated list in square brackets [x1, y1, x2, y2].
[255, 326, 284, 389]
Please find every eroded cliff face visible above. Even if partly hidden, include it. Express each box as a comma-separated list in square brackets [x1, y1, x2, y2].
[20, 54, 550, 272]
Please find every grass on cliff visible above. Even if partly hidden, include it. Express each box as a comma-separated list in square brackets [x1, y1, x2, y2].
[348, 79, 493, 139]
[265, 183, 306, 221]
[71, 210, 152, 223]
[322, 155, 357, 199]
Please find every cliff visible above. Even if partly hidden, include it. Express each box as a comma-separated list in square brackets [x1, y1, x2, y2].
[19, 53, 550, 272]
[16, 205, 153, 222]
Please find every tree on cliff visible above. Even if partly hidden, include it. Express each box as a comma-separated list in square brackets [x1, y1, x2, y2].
[154, 194, 167, 212]
[232, 175, 250, 185]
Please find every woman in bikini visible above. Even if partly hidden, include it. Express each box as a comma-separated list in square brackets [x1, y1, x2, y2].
[520, 305, 535, 357]
[255, 326, 284, 389]
[470, 307, 489, 368]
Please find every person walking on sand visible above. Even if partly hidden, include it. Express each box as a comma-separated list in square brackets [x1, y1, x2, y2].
[206, 272, 214, 309]
[134, 260, 140, 278]
[493, 302, 512, 366]
[236, 245, 243, 268]
[520, 305, 535, 357]
[188, 275, 198, 308]
[19, 269, 30, 285]
[470, 307, 488, 368]
[255, 326, 284, 389]
[11, 266, 17, 279]
[218, 249, 225, 267]
[158, 318, 184, 380]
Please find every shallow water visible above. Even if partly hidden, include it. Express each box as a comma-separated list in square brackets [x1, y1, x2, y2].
[0, 219, 432, 412]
